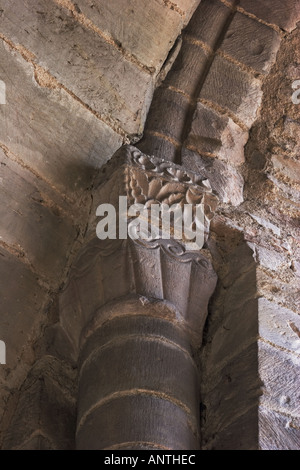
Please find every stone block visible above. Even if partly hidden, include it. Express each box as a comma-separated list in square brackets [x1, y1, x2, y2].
[164, 40, 208, 97]
[221, 12, 281, 74]
[74, 0, 195, 71]
[182, 147, 244, 205]
[78, 336, 198, 425]
[271, 155, 300, 184]
[259, 298, 300, 356]
[258, 341, 300, 417]
[0, 247, 48, 373]
[186, 101, 248, 164]
[142, 87, 190, 143]
[0, 41, 122, 199]
[137, 133, 178, 162]
[205, 299, 258, 369]
[3, 356, 76, 450]
[259, 406, 300, 450]
[0, 148, 77, 283]
[199, 55, 263, 127]
[76, 394, 199, 450]
[239, 0, 300, 33]
[0, 0, 153, 135]
[202, 343, 260, 448]
[186, 0, 232, 50]
[249, 243, 287, 272]
[206, 406, 258, 450]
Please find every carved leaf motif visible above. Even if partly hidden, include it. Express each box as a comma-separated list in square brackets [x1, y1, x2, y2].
[148, 179, 163, 199]
[133, 171, 149, 198]
[186, 187, 204, 205]
[155, 182, 186, 201]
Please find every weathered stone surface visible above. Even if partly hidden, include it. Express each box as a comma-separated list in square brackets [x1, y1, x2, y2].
[199, 55, 263, 127]
[257, 268, 300, 319]
[137, 133, 178, 162]
[3, 356, 76, 450]
[271, 155, 300, 184]
[186, 101, 248, 164]
[142, 87, 190, 144]
[204, 299, 258, 370]
[0, 0, 153, 135]
[0, 149, 77, 283]
[74, 0, 196, 72]
[249, 243, 287, 272]
[248, 213, 281, 237]
[58, 238, 131, 354]
[205, 406, 258, 450]
[78, 331, 199, 426]
[182, 147, 244, 205]
[170, 0, 201, 17]
[0, 41, 122, 199]
[259, 341, 300, 417]
[239, 0, 300, 33]
[186, 0, 232, 49]
[77, 394, 199, 450]
[164, 40, 208, 97]
[258, 298, 300, 355]
[259, 406, 300, 450]
[0, 247, 48, 373]
[221, 12, 281, 74]
[80, 313, 192, 363]
[202, 343, 260, 438]
[18, 435, 54, 450]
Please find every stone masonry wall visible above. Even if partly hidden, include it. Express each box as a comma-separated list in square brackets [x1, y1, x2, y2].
[0, 0, 299, 450]
[0, 0, 200, 445]
[138, 0, 300, 449]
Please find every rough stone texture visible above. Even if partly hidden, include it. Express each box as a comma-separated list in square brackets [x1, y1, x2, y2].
[170, 0, 201, 16]
[141, 86, 190, 144]
[258, 298, 300, 356]
[185, 0, 232, 50]
[0, 0, 153, 135]
[239, 0, 300, 33]
[77, 394, 199, 450]
[0, 247, 48, 373]
[249, 243, 288, 272]
[220, 12, 281, 74]
[0, 149, 77, 283]
[259, 407, 300, 450]
[259, 341, 300, 417]
[186, 101, 248, 164]
[182, 147, 244, 206]
[271, 154, 300, 184]
[163, 41, 208, 97]
[0, 41, 123, 199]
[74, 0, 200, 72]
[200, 228, 261, 450]
[207, 406, 258, 450]
[77, 300, 200, 450]
[2, 356, 77, 450]
[138, 133, 178, 162]
[199, 54, 263, 128]
[203, 343, 260, 442]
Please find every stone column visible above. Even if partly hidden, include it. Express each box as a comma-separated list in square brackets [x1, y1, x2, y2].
[76, 299, 201, 450]
[58, 145, 218, 450]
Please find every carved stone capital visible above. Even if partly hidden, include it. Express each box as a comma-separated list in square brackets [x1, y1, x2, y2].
[50, 146, 218, 362]
[88, 145, 218, 250]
